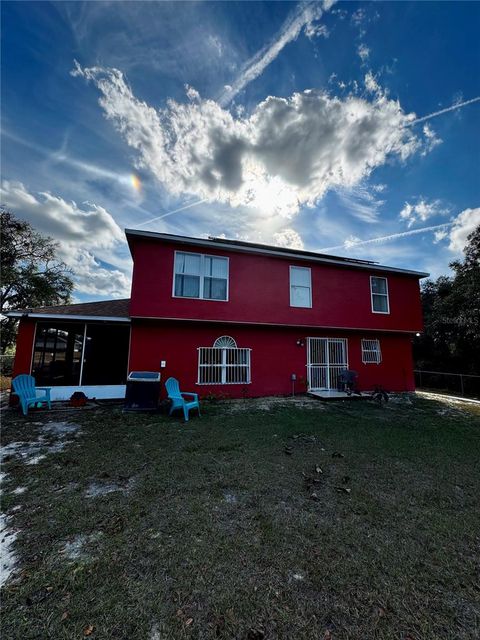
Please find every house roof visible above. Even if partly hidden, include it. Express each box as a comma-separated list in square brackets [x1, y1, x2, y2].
[6, 298, 131, 322]
[125, 229, 429, 278]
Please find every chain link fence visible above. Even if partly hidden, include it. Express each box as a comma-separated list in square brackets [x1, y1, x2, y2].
[0, 354, 14, 376]
[415, 370, 480, 400]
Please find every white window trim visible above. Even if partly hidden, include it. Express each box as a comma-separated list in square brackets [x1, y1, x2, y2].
[370, 276, 390, 314]
[197, 337, 251, 385]
[361, 338, 382, 364]
[172, 250, 230, 302]
[289, 265, 312, 308]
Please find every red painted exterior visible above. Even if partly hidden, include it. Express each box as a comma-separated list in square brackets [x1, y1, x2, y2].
[129, 238, 423, 332]
[10, 232, 425, 398]
[129, 320, 415, 396]
[11, 318, 36, 379]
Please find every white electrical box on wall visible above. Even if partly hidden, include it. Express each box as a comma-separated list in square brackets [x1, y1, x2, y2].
[160, 361, 166, 368]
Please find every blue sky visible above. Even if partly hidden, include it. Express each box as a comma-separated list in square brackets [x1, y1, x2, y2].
[2, 1, 479, 301]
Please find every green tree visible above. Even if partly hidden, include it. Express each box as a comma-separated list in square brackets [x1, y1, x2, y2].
[414, 224, 480, 374]
[1, 209, 74, 352]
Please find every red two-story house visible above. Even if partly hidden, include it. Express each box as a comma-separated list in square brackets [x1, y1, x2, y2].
[9, 230, 428, 400]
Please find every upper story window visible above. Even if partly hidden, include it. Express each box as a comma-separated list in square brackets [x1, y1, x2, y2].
[290, 266, 312, 308]
[174, 251, 228, 301]
[370, 276, 390, 314]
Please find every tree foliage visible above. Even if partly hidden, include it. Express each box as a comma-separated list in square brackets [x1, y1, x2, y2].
[1, 209, 74, 352]
[414, 224, 480, 374]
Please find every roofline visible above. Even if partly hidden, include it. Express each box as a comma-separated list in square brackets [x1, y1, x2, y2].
[125, 229, 429, 278]
[7, 312, 130, 323]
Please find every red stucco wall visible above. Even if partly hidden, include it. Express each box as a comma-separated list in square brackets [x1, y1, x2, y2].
[129, 320, 415, 398]
[129, 239, 424, 332]
[11, 318, 36, 378]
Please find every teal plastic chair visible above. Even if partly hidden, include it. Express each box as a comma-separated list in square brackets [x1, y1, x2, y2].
[12, 374, 52, 416]
[165, 377, 200, 422]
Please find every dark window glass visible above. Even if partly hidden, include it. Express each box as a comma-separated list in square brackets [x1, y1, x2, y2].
[204, 277, 227, 300]
[372, 295, 388, 313]
[175, 274, 200, 298]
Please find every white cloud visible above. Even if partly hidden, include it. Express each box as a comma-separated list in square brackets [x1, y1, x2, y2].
[351, 8, 367, 26]
[434, 229, 448, 243]
[357, 43, 370, 63]
[73, 63, 434, 222]
[448, 207, 480, 253]
[207, 35, 225, 58]
[69, 250, 131, 298]
[336, 183, 385, 223]
[0, 180, 131, 298]
[185, 85, 201, 102]
[344, 235, 361, 249]
[305, 23, 329, 40]
[399, 198, 448, 228]
[364, 71, 380, 94]
[272, 228, 304, 250]
[421, 124, 442, 155]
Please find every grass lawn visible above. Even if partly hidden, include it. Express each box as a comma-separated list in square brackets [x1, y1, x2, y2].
[1, 394, 479, 639]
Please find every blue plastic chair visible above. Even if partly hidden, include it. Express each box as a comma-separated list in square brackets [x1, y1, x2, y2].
[12, 374, 52, 416]
[165, 377, 200, 422]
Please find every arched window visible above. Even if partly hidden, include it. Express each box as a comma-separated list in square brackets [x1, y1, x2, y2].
[213, 336, 237, 349]
[198, 336, 251, 385]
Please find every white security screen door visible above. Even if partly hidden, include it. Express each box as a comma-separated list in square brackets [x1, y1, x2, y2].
[307, 338, 348, 390]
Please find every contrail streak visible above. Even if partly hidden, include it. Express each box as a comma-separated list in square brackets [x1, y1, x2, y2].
[135, 199, 207, 228]
[319, 222, 452, 252]
[218, 1, 330, 106]
[2, 128, 128, 183]
[409, 96, 480, 125]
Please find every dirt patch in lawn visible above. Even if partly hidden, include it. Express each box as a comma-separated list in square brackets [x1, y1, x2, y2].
[0, 513, 19, 587]
[0, 420, 81, 467]
[0, 420, 82, 587]
[85, 477, 136, 498]
[60, 532, 104, 562]
[221, 395, 326, 413]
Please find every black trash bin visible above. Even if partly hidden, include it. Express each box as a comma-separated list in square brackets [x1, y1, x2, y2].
[124, 371, 161, 410]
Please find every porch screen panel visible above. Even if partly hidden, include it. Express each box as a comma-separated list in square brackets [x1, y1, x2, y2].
[32, 322, 84, 386]
[81, 324, 130, 385]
